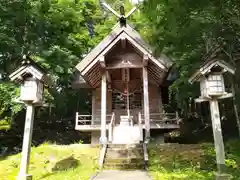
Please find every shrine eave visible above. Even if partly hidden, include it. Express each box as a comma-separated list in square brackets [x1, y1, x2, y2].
[75, 24, 173, 74]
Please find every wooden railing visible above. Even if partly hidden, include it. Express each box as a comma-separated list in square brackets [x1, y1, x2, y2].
[138, 112, 143, 141]
[75, 111, 180, 129]
[99, 144, 107, 169]
[140, 112, 180, 124]
[108, 112, 115, 142]
[75, 113, 91, 129]
[143, 143, 149, 170]
[75, 112, 112, 128]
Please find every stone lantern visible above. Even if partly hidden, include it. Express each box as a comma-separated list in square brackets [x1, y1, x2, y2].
[190, 60, 235, 101]
[189, 59, 235, 180]
[9, 55, 50, 180]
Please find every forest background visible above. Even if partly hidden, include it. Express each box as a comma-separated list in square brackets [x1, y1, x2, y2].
[1, 0, 240, 151]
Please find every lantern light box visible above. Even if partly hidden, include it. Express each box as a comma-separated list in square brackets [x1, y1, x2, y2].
[189, 59, 235, 99]
[200, 73, 226, 98]
[9, 55, 50, 104]
[20, 78, 44, 103]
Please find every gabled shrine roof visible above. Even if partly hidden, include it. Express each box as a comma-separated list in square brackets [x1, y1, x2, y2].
[75, 23, 173, 75]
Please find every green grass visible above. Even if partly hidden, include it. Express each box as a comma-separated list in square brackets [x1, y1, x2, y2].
[0, 119, 10, 130]
[1, 140, 240, 180]
[148, 140, 240, 180]
[0, 142, 99, 180]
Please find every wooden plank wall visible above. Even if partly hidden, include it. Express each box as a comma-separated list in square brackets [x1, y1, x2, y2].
[148, 84, 163, 113]
[93, 87, 112, 124]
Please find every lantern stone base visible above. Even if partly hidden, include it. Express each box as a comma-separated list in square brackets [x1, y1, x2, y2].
[214, 172, 232, 180]
[99, 136, 108, 144]
[16, 174, 32, 180]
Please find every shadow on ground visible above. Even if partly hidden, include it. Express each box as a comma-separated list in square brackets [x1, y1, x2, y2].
[39, 156, 79, 179]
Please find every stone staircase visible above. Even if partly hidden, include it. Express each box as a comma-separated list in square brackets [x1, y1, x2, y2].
[104, 144, 145, 170]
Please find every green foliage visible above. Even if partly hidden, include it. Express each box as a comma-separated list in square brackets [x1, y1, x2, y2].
[141, 0, 240, 117]
[0, 82, 22, 128]
[0, 118, 10, 130]
[0, 0, 117, 124]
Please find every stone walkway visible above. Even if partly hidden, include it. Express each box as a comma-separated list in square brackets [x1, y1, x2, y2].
[92, 170, 152, 180]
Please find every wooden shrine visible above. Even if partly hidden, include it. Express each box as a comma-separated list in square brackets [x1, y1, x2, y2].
[72, 5, 180, 144]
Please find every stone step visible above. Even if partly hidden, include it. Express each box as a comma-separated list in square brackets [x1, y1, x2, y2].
[104, 157, 144, 164]
[106, 147, 144, 152]
[105, 153, 143, 159]
[104, 143, 145, 170]
[105, 150, 143, 159]
[104, 162, 145, 170]
[107, 144, 143, 149]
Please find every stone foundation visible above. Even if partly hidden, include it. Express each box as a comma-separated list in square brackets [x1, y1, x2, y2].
[214, 172, 232, 180]
[91, 131, 101, 144]
[152, 134, 165, 144]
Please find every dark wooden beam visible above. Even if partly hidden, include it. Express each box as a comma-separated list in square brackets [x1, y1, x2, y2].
[99, 56, 106, 69]
[99, 56, 111, 83]
[143, 54, 149, 66]
[143, 66, 150, 140]
[121, 37, 127, 49]
[107, 64, 143, 69]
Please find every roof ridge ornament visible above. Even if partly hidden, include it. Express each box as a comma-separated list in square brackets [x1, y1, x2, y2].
[100, 0, 137, 27]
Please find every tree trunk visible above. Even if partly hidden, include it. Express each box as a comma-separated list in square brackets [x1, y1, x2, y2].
[223, 47, 240, 137]
[231, 81, 240, 137]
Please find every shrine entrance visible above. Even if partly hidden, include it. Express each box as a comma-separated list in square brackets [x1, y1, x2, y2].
[73, 21, 178, 144]
[110, 67, 143, 126]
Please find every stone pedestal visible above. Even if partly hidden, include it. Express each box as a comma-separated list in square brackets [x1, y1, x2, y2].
[120, 116, 133, 126]
[152, 134, 165, 144]
[214, 172, 232, 180]
[91, 131, 100, 144]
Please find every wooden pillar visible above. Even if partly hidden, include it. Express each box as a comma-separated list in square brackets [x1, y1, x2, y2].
[17, 104, 35, 180]
[91, 90, 96, 125]
[209, 99, 226, 173]
[100, 72, 107, 144]
[143, 66, 150, 140]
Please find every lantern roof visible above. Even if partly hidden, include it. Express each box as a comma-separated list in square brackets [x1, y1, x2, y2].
[189, 46, 236, 84]
[9, 55, 50, 86]
[189, 59, 235, 84]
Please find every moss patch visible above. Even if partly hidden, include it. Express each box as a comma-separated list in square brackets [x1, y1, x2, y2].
[149, 140, 240, 180]
[0, 143, 99, 180]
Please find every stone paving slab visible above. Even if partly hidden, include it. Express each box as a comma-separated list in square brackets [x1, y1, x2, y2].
[92, 170, 152, 180]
